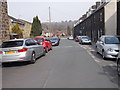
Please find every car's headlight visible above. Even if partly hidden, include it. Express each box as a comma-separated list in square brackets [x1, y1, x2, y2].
[107, 48, 114, 52]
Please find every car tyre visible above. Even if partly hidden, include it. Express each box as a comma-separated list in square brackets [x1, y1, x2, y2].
[50, 46, 52, 50]
[43, 49, 46, 56]
[45, 48, 48, 53]
[96, 46, 99, 54]
[30, 53, 36, 64]
[117, 59, 120, 76]
[102, 51, 106, 60]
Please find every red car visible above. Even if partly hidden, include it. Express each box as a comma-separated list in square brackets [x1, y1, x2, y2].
[34, 37, 52, 53]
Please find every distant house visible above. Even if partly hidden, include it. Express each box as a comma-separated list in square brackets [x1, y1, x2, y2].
[8, 15, 32, 39]
[18, 19, 32, 38]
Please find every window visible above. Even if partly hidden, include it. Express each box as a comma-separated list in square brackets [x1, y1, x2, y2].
[2, 40, 23, 48]
[30, 39, 37, 45]
[100, 12, 103, 22]
[105, 37, 120, 44]
[34, 38, 44, 42]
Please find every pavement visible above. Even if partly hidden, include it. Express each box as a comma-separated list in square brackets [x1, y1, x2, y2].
[2, 39, 119, 88]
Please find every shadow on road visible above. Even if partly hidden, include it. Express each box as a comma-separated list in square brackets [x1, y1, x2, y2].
[102, 65, 118, 88]
[90, 50, 117, 62]
[2, 55, 45, 68]
[2, 62, 30, 67]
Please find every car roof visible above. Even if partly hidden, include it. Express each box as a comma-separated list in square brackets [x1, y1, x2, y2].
[3, 38, 32, 42]
[34, 37, 45, 39]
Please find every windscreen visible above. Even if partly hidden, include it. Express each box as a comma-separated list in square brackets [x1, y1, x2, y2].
[82, 37, 90, 40]
[34, 38, 44, 42]
[105, 37, 120, 44]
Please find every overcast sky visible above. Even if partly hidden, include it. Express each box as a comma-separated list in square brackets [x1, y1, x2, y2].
[7, 0, 99, 23]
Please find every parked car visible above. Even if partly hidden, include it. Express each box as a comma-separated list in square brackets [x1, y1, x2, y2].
[1, 38, 46, 64]
[34, 37, 52, 53]
[117, 54, 120, 76]
[96, 36, 120, 59]
[67, 36, 74, 40]
[79, 36, 91, 45]
[50, 37, 60, 46]
[46, 38, 52, 50]
[75, 36, 81, 42]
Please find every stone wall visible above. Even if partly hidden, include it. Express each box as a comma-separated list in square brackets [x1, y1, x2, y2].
[0, 0, 10, 43]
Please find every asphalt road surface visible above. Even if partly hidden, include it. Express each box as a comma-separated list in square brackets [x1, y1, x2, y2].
[2, 39, 119, 88]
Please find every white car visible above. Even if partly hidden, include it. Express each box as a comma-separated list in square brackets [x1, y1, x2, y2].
[79, 36, 91, 44]
[68, 36, 73, 40]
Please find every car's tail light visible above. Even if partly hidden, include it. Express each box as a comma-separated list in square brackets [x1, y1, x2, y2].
[18, 48, 28, 52]
[0, 51, 2, 54]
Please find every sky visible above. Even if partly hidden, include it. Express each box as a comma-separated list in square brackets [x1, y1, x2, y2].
[7, 0, 99, 23]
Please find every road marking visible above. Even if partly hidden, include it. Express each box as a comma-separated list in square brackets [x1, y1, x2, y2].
[87, 50, 100, 63]
[80, 45, 117, 70]
[53, 46, 80, 49]
[79, 45, 100, 63]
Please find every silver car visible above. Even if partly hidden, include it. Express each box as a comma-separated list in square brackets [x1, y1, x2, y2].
[1, 38, 46, 64]
[96, 36, 120, 59]
[117, 53, 120, 76]
[79, 36, 91, 44]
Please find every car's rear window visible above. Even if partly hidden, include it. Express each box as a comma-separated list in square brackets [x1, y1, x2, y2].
[2, 40, 23, 48]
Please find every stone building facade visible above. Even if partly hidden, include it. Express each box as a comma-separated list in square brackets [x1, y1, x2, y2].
[18, 19, 32, 38]
[8, 16, 32, 39]
[74, 0, 119, 42]
[0, 0, 10, 43]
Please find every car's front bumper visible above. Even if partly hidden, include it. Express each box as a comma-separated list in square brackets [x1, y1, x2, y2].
[105, 51, 119, 58]
[82, 41, 91, 44]
[52, 42, 59, 46]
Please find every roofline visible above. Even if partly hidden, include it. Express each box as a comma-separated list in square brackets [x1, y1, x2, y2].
[18, 19, 32, 24]
[74, 2, 109, 27]
[3, 38, 32, 42]
[8, 15, 24, 23]
[8, 15, 32, 25]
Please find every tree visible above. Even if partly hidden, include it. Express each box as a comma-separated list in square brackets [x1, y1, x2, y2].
[30, 16, 42, 37]
[12, 23, 23, 38]
[67, 26, 71, 36]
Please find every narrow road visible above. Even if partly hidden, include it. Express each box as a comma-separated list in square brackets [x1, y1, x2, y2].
[2, 39, 118, 88]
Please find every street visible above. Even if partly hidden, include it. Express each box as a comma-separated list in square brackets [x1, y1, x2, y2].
[2, 39, 119, 88]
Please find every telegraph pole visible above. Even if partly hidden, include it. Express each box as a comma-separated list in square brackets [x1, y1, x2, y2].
[49, 6, 52, 36]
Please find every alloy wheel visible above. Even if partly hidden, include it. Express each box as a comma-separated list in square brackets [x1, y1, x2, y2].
[30, 53, 36, 64]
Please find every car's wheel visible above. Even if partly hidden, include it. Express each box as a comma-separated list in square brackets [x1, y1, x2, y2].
[96, 46, 99, 54]
[45, 48, 48, 53]
[50, 47, 52, 50]
[117, 59, 120, 76]
[30, 53, 36, 64]
[43, 49, 46, 56]
[102, 51, 106, 60]
[81, 42, 83, 45]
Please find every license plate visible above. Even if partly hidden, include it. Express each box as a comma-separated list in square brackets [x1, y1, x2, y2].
[5, 51, 16, 54]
